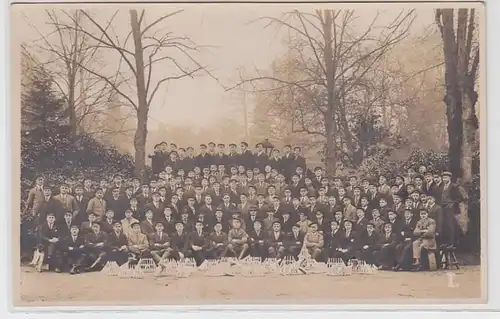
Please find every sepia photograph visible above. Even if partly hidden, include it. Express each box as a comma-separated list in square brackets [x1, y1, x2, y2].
[11, 0, 486, 307]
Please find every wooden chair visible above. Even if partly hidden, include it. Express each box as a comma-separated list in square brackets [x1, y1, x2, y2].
[440, 245, 460, 270]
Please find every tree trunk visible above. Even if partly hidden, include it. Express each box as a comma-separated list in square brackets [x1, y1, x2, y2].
[130, 9, 149, 181]
[67, 74, 78, 139]
[439, 9, 463, 180]
[322, 10, 337, 177]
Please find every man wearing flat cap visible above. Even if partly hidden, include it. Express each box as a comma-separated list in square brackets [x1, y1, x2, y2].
[304, 222, 324, 261]
[267, 219, 286, 259]
[239, 141, 254, 170]
[214, 143, 228, 167]
[127, 221, 150, 262]
[106, 221, 129, 266]
[62, 224, 87, 274]
[439, 171, 463, 246]
[227, 218, 249, 259]
[196, 144, 211, 169]
[84, 221, 108, 271]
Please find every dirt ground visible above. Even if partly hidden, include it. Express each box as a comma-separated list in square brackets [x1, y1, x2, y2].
[17, 265, 483, 306]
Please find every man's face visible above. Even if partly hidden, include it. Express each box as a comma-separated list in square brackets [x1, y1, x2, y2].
[165, 167, 173, 174]
[195, 223, 203, 231]
[205, 196, 212, 204]
[200, 146, 207, 154]
[175, 224, 184, 232]
[64, 214, 72, 222]
[231, 167, 237, 174]
[130, 199, 138, 206]
[75, 187, 83, 196]
[296, 167, 303, 175]
[379, 199, 387, 207]
[125, 211, 133, 219]
[344, 222, 352, 231]
[294, 148, 300, 155]
[411, 193, 420, 201]
[407, 185, 415, 194]
[315, 212, 323, 220]
[238, 166, 245, 173]
[379, 176, 387, 185]
[272, 223, 281, 231]
[442, 175, 451, 184]
[70, 227, 79, 236]
[349, 177, 357, 186]
[284, 190, 292, 198]
[292, 176, 299, 183]
[395, 177, 403, 185]
[240, 194, 247, 202]
[92, 224, 101, 233]
[188, 198, 195, 206]
[240, 143, 247, 151]
[331, 222, 339, 231]
[292, 198, 300, 206]
[353, 189, 361, 196]
[404, 210, 413, 219]
[415, 178, 423, 185]
[178, 149, 185, 157]
[113, 223, 122, 232]
[188, 148, 194, 156]
[208, 144, 215, 152]
[369, 185, 377, 193]
[328, 197, 336, 205]
[334, 211, 343, 220]
[171, 195, 179, 203]
[164, 209, 172, 217]
[223, 195, 230, 203]
[194, 167, 201, 174]
[343, 198, 351, 206]
[84, 180, 92, 187]
[384, 224, 392, 233]
[43, 189, 52, 197]
[89, 214, 96, 222]
[310, 224, 318, 232]
[125, 188, 133, 196]
[300, 189, 308, 196]
[356, 210, 365, 219]
[338, 188, 346, 196]
[36, 178, 44, 186]
[391, 186, 399, 194]
[145, 211, 154, 219]
[250, 209, 257, 216]
[257, 145, 263, 151]
[372, 210, 380, 218]
[232, 220, 241, 229]
[367, 224, 375, 233]
[214, 224, 222, 232]
[216, 211, 223, 217]
[60, 186, 69, 194]
[388, 212, 396, 220]
[210, 165, 217, 172]
[153, 193, 160, 202]
[112, 189, 120, 197]
[106, 210, 114, 219]
[254, 222, 262, 231]
[361, 198, 369, 206]
[420, 212, 428, 220]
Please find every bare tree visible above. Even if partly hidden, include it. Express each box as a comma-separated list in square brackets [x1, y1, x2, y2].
[435, 8, 479, 184]
[52, 9, 215, 180]
[230, 9, 415, 176]
[22, 10, 119, 139]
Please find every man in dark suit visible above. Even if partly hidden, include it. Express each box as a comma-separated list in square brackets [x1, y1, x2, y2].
[292, 146, 307, 176]
[323, 220, 344, 260]
[59, 211, 76, 239]
[247, 219, 268, 260]
[357, 222, 381, 265]
[196, 144, 212, 169]
[38, 212, 62, 272]
[84, 222, 108, 271]
[37, 186, 64, 226]
[188, 221, 209, 266]
[61, 224, 87, 274]
[226, 143, 240, 167]
[106, 221, 129, 266]
[376, 222, 399, 269]
[149, 221, 173, 264]
[285, 223, 305, 260]
[394, 209, 418, 270]
[268, 149, 282, 172]
[170, 222, 190, 260]
[100, 209, 117, 234]
[140, 210, 156, 236]
[73, 185, 90, 225]
[254, 143, 269, 172]
[239, 142, 255, 170]
[267, 220, 287, 259]
[161, 207, 177, 235]
[213, 144, 228, 167]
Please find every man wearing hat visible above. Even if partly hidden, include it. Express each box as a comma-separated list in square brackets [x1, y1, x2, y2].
[227, 218, 249, 259]
[323, 219, 344, 261]
[342, 197, 357, 221]
[106, 221, 129, 266]
[440, 171, 462, 246]
[213, 143, 228, 167]
[170, 221, 190, 260]
[62, 224, 87, 274]
[208, 222, 229, 259]
[84, 221, 108, 271]
[267, 219, 286, 259]
[127, 221, 150, 262]
[227, 143, 240, 167]
[196, 144, 211, 169]
[36, 185, 64, 226]
[188, 220, 209, 266]
[149, 143, 168, 175]
[37, 212, 62, 272]
[357, 222, 380, 265]
[412, 209, 437, 270]
[254, 142, 269, 172]
[375, 222, 398, 269]
[54, 184, 78, 220]
[148, 221, 172, 264]
[303, 222, 324, 261]
[239, 142, 254, 170]
[285, 223, 305, 260]
[247, 219, 267, 260]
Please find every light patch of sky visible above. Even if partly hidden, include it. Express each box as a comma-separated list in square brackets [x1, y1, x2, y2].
[17, 4, 436, 131]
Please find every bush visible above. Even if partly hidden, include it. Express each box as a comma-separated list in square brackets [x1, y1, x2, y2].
[20, 132, 136, 257]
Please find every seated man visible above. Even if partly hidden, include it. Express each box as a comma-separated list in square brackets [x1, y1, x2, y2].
[37, 212, 62, 272]
[334, 219, 358, 265]
[412, 209, 437, 270]
[323, 220, 344, 261]
[106, 221, 129, 266]
[170, 221, 190, 260]
[375, 222, 399, 269]
[303, 222, 324, 261]
[62, 224, 86, 274]
[84, 222, 108, 271]
[285, 223, 305, 260]
[149, 221, 173, 265]
[188, 220, 209, 266]
[207, 222, 228, 259]
[267, 220, 286, 260]
[226, 218, 249, 260]
[395, 209, 417, 270]
[247, 219, 268, 261]
[127, 221, 150, 262]
[357, 222, 380, 265]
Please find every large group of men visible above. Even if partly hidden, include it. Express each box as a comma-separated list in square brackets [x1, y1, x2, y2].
[24, 141, 467, 275]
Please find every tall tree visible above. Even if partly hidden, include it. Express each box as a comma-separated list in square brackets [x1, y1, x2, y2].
[52, 9, 214, 180]
[435, 8, 479, 183]
[22, 10, 118, 139]
[231, 9, 415, 176]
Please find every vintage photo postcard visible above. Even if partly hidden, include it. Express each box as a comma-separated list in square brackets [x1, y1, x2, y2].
[11, 0, 486, 308]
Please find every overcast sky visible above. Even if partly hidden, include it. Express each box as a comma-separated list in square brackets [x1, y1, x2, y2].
[16, 3, 440, 131]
